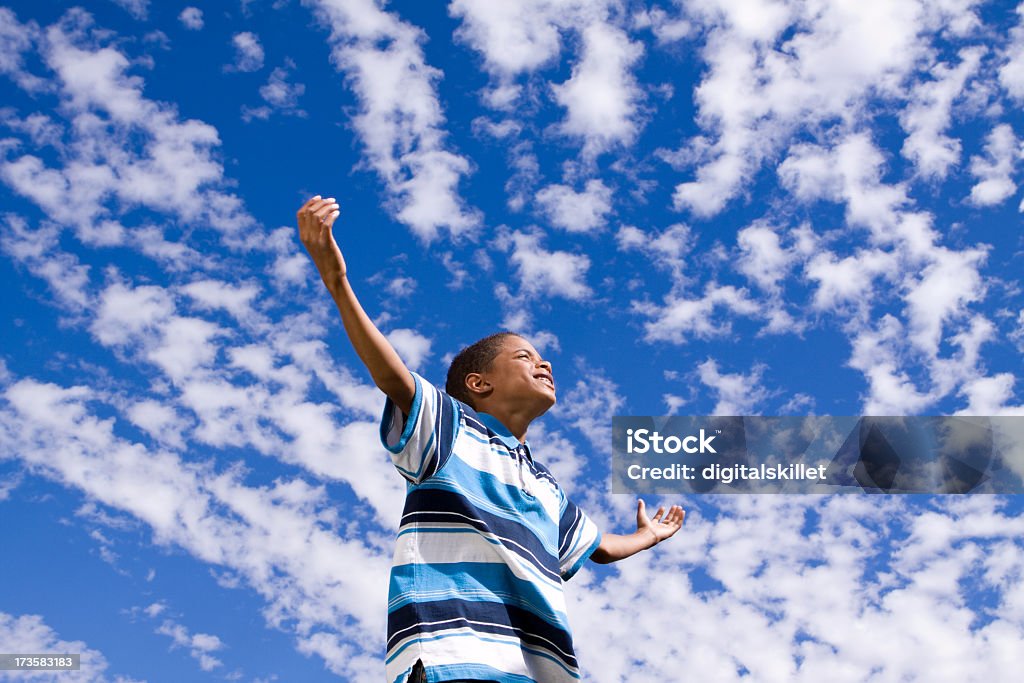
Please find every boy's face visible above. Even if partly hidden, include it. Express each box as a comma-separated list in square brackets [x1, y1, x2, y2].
[477, 336, 556, 413]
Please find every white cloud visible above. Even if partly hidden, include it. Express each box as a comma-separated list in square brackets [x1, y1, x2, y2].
[180, 279, 261, 322]
[668, 0, 986, 217]
[847, 315, 941, 414]
[565, 495, 1024, 682]
[0, 216, 92, 311]
[967, 123, 1022, 207]
[736, 222, 794, 292]
[779, 134, 933, 246]
[108, 0, 148, 20]
[634, 6, 692, 45]
[508, 231, 592, 300]
[0, 8, 47, 93]
[155, 618, 225, 672]
[1011, 309, 1024, 352]
[902, 243, 988, 355]
[90, 280, 176, 347]
[551, 22, 644, 157]
[385, 328, 432, 372]
[450, 0, 570, 80]
[260, 64, 305, 110]
[959, 374, 1024, 415]
[535, 179, 613, 232]
[551, 363, 625, 456]
[0, 611, 144, 682]
[228, 32, 264, 73]
[305, 0, 480, 242]
[634, 283, 759, 343]
[143, 602, 166, 618]
[452, 1, 646, 157]
[178, 7, 203, 30]
[0, 378, 394, 678]
[900, 47, 983, 179]
[616, 222, 692, 284]
[804, 248, 896, 312]
[127, 399, 189, 449]
[0, 110, 63, 147]
[0, 13, 260, 250]
[999, 3, 1024, 101]
[697, 358, 770, 415]
[84, 274, 404, 524]
[0, 471, 21, 501]
[244, 61, 306, 121]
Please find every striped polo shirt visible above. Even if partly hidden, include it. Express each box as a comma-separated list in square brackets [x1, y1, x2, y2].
[380, 372, 602, 683]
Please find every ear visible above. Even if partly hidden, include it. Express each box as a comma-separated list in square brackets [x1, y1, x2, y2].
[464, 372, 492, 398]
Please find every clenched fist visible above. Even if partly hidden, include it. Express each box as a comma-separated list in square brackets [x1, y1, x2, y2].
[297, 195, 346, 285]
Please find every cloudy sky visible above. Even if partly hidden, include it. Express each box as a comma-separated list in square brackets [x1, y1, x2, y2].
[1, 0, 1023, 681]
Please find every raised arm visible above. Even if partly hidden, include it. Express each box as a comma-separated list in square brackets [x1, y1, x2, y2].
[297, 196, 415, 415]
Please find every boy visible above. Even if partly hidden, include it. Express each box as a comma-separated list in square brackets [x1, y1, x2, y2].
[297, 196, 685, 683]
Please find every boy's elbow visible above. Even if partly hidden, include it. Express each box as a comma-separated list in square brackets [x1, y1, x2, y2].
[589, 543, 613, 564]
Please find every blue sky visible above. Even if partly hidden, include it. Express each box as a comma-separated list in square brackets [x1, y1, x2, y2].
[1, 0, 1024, 681]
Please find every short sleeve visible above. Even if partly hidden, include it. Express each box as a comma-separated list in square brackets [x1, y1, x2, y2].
[557, 489, 602, 581]
[379, 371, 460, 484]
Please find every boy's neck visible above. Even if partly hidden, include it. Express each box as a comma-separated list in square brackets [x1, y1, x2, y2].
[475, 405, 536, 443]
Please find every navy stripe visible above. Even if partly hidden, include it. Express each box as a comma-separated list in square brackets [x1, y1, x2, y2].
[559, 503, 582, 555]
[401, 487, 559, 576]
[387, 598, 578, 669]
[431, 393, 457, 477]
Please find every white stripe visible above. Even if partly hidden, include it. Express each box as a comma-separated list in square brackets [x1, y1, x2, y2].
[391, 528, 566, 594]
[385, 626, 580, 683]
[388, 616, 577, 664]
[399, 511, 559, 569]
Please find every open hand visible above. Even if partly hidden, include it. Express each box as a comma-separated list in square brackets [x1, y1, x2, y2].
[636, 499, 685, 547]
[297, 195, 346, 282]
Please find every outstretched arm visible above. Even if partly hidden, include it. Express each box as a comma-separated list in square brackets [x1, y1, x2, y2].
[590, 500, 684, 564]
[297, 196, 415, 415]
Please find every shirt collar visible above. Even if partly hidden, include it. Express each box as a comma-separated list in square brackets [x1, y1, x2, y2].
[476, 412, 528, 450]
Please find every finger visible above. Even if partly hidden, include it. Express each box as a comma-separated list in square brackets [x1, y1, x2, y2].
[302, 197, 335, 221]
[637, 499, 646, 524]
[322, 209, 341, 230]
[652, 505, 666, 522]
[313, 201, 339, 221]
[297, 195, 325, 220]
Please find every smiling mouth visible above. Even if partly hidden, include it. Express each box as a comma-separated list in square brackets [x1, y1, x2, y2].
[535, 375, 555, 390]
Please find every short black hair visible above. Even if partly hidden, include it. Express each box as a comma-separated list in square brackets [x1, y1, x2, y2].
[445, 331, 521, 408]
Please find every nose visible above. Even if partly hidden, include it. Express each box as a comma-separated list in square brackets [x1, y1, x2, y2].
[537, 359, 552, 372]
